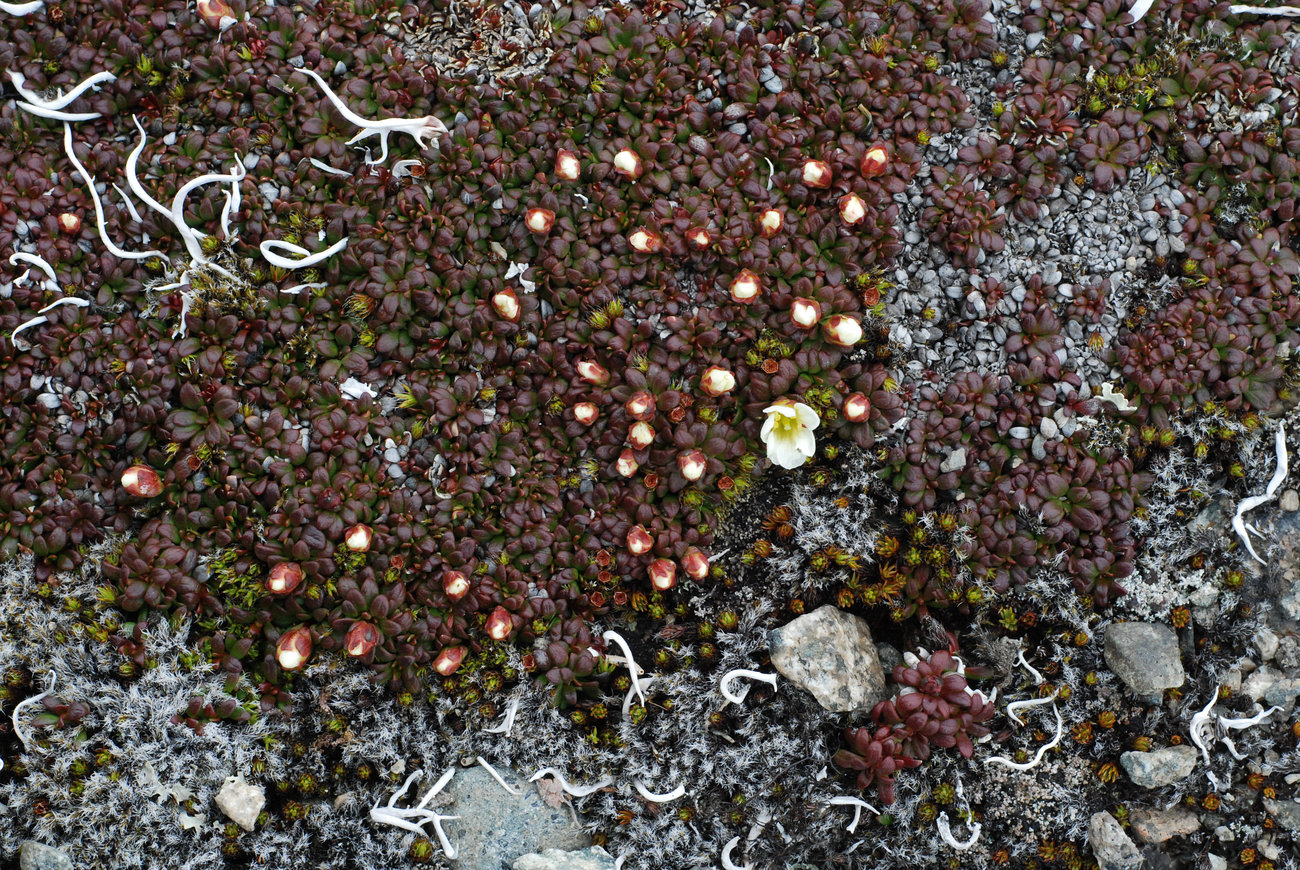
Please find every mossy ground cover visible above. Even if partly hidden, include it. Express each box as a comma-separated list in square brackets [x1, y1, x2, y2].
[2, 0, 1300, 867]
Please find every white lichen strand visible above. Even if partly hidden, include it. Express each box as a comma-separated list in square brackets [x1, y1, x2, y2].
[0, 0, 44, 13]
[369, 767, 460, 859]
[298, 68, 448, 165]
[527, 767, 613, 797]
[720, 836, 750, 870]
[632, 779, 687, 803]
[63, 124, 171, 263]
[1006, 691, 1058, 727]
[1189, 685, 1283, 782]
[8, 70, 114, 110]
[601, 629, 647, 707]
[936, 811, 981, 851]
[984, 702, 1064, 771]
[1229, 4, 1300, 14]
[259, 237, 349, 270]
[483, 693, 521, 735]
[11, 672, 57, 753]
[828, 795, 879, 833]
[126, 117, 175, 222]
[1231, 425, 1288, 564]
[1017, 647, 1045, 685]
[719, 668, 778, 705]
[476, 757, 523, 795]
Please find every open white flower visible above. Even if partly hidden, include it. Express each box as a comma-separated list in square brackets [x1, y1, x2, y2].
[760, 400, 819, 469]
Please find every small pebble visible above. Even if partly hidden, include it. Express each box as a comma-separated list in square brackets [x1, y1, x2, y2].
[1280, 489, 1299, 512]
[19, 841, 73, 870]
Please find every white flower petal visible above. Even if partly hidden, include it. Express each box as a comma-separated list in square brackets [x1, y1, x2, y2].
[794, 428, 816, 459]
[794, 403, 820, 431]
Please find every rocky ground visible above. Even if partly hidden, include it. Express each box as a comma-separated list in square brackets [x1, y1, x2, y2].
[5, 0, 1300, 868]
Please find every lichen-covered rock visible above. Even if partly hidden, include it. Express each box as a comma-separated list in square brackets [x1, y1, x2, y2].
[1119, 745, 1198, 788]
[1103, 622, 1184, 703]
[215, 775, 265, 832]
[445, 766, 590, 870]
[1128, 807, 1200, 844]
[513, 846, 617, 870]
[19, 842, 74, 870]
[768, 605, 887, 713]
[1088, 811, 1143, 870]
[1263, 797, 1300, 832]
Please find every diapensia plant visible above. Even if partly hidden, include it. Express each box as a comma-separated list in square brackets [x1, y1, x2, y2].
[0, 0, 913, 706]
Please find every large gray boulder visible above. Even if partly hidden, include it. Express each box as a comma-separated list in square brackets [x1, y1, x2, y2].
[769, 605, 887, 713]
[1104, 622, 1184, 704]
[441, 766, 591, 870]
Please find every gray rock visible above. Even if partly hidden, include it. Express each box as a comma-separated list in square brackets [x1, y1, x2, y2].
[1264, 797, 1300, 832]
[1255, 627, 1280, 662]
[1209, 856, 1228, 870]
[1104, 622, 1184, 703]
[1282, 489, 1300, 512]
[1088, 811, 1143, 870]
[769, 605, 887, 713]
[1129, 806, 1200, 843]
[1242, 665, 1300, 707]
[19, 842, 73, 870]
[445, 766, 590, 870]
[513, 846, 617, 870]
[1120, 745, 1198, 788]
[215, 776, 265, 832]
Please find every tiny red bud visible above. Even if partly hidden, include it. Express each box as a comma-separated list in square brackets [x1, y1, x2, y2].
[491, 288, 520, 322]
[344, 523, 373, 551]
[843, 392, 872, 423]
[443, 570, 470, 602]
[276, 626, 312, 671]
[685, 226, 711, 248]
[628, 227, 661, 253]
[434, 645, 466, 676]
[678, 449, 707, 482]
[573, 402, 599, 425]
[682, 547, 710, 581]
[790, 297, 823, 329]
[524, 207, 555, 234]
[626, 524, 654, 556]
[625, 390, 656, 422]
[700, 365, 736, 396]
[266, 562, 304, 596]
[121, 465, 164, 498]
[628, 421, 655, 449]
[555, 149, 582, 181]
[802, 159, 832, 189]
[612, 148, 643, 179]
[485, 606, 512, 641]
[861, 144, 889, 177]
[616, 448, 639, 478]
[839, 193, 867, 225]
[344, 621, 380, 658]
[758, 209, 783, 237]
[823, 314, 864, 347]
[576, 359, 610, 385]
[57, 212, 81, 234]
[730, 269, 762, 303]
[648, 558, 677, 591]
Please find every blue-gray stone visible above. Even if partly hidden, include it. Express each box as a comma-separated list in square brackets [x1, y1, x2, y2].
[1120, 746, 1198, 788]
[20, 841, 74, 870]
[1104, 622, 1184, 703]
[443, 766, 590, 870]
